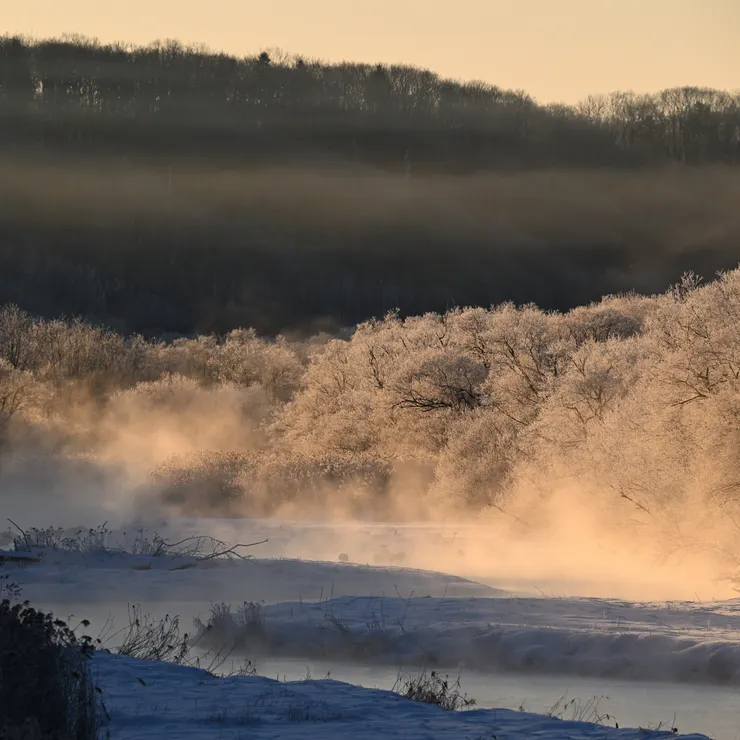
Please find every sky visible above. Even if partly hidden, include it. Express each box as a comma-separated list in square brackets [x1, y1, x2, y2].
[4, 0, 738, 103]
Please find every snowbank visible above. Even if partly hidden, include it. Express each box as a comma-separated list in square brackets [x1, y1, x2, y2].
[13, 547, 502, 606]
[195, 594, 740, 685]
[93, 652, 709, 740]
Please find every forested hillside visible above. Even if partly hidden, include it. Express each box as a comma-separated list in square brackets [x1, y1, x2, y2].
[1, 35, 739, 334]
[3, 36, 739, 167]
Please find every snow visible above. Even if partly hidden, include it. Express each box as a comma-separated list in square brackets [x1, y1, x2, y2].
[5, 519, 737, 737]
[194, 593, 740, 685]
[93, 652, 709, 740]
[0, 548, 42, 563]
[12, 548, 502, 606]
[13, 543, 740, 687]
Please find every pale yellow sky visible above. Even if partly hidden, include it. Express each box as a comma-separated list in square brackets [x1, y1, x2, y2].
[5, 0, 738, 103]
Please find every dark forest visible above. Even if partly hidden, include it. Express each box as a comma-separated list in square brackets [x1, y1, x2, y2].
[2, 35, 739, 335]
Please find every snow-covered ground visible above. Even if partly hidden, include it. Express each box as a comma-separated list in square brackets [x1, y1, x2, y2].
[13, 547, 500, 606]
[94, 651, 709, 740]
[4, 518, 739, 738]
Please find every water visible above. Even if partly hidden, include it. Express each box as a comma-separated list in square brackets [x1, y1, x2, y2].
[33, 598, 740, 739]
[256, 658, 740, 740]
[32, 600, 740, 739]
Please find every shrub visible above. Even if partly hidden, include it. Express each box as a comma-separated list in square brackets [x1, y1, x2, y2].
[0, 575, 21, 601]
[0, 600, 98, 740]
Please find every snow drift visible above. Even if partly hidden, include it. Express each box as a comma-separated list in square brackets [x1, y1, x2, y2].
[92, 651, 710, 740]
[194, 594, 740, 686]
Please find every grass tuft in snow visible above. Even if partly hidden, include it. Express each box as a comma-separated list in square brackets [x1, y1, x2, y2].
[195, 601, 269, 654]
[5, 520, 267, 565]
[208, 706, 257, 727]
[103, 604, 257, 678]
[9, 522, 115, 554]
[114, 605, 190, 664]
[544, 692, 617, 726]
[392, 669, 476, 711]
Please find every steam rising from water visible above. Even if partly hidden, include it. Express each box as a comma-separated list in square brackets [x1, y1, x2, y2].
[4, 268, 740, 601]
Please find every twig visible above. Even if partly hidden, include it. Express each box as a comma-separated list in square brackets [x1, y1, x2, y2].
[197, 539, 268, 561]
[618, 491, 652, 516]
[7, 518, 31, 551]
[487, 502, 531, 528]
[159, 534, 201, 550]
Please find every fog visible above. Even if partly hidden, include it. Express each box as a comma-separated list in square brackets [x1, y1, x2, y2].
[4, 267, 740, 601]
[3, 156, 740, 335]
